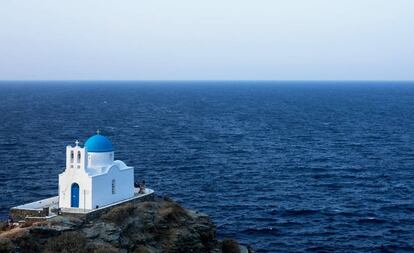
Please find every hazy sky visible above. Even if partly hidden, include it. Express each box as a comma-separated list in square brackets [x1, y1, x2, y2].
[1, 0, 413, 80]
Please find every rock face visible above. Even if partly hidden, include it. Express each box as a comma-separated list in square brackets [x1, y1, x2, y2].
[0, 197, 245, 253]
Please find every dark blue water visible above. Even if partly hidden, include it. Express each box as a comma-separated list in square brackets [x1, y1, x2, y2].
[1, 81, 414, 252]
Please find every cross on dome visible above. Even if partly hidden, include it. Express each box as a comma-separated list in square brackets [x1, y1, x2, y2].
[75, 140, 79, 146]
[96, 129, 101, 135]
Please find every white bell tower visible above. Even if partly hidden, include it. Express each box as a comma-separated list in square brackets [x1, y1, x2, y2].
[66, 140, 87, 171]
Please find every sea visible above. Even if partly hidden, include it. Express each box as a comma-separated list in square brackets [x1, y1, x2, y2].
[0, 81, 413, 252]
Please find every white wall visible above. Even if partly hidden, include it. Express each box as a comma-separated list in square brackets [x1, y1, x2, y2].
[92, 165, 134, 208]
[58, 167, 93, 209]
[88, 151, 114, 168]
[59, 145, 92, 209]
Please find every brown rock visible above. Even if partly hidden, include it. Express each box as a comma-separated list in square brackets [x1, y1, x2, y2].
[1, 196, 248, 253]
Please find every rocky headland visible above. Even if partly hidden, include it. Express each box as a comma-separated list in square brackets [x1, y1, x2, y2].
[0, 196, 249, 253]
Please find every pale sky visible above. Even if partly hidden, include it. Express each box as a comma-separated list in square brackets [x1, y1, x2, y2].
[0, 0, 413, 81]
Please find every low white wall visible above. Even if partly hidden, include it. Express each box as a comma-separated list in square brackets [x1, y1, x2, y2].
[13, 196, 59, 210]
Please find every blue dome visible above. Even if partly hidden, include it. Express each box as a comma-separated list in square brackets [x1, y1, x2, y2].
[84, 134, 113, 152]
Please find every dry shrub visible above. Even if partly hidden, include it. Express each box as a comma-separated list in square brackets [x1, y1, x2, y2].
[10, 232, 41, 253]
[159, 202, 188, 223]
[0, 237, 14, 253]
[20, 220, 49, 229]
[222, 239, 241, 253]
[20, 220, 35, 228]
[133, 245, 151, 253]
[44, 231, 87, 253]
[101, 203, 135, 225]
[92, 243, 119, 253]
[48, 220, 60, 226]
[0, 221, 8, 232]
[33, 221, 48, 227]
[1, 227, 28, 241]
[141, 202, 157, 209]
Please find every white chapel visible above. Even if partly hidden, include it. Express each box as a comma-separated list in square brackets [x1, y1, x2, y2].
[58, 132, 134, 210]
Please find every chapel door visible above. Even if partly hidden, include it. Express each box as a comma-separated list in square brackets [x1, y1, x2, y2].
[71, 183, 80, 208]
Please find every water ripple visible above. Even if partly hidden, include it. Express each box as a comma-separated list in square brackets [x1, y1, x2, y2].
[0, 82, 414, 252]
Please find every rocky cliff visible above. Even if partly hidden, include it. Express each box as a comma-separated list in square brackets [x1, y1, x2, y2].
[0, 197, 248, 253]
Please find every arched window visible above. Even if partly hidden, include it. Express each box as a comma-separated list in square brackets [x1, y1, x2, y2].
[70, 151, 74, 163]
[77, 151, 81, 163]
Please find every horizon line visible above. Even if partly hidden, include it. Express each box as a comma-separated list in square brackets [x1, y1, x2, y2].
[1, 80, 414, 82]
